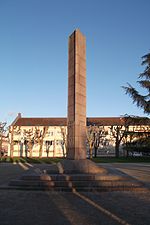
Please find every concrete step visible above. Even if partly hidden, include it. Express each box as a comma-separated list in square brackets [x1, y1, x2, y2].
[7, 184, 146, 192]
[9, 179, 143, 188]
[21, 174, 130, 182]
[6, 158, 149, 192]
[8, 172, 146, 192]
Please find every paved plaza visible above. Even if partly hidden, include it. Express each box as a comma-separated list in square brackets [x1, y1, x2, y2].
[100, 163, 150, 188]
[0, 162, 150, 225]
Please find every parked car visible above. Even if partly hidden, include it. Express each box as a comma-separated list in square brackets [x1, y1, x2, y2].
[132, 152, 143, 157]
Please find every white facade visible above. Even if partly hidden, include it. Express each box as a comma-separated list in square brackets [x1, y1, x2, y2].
[8, 114, 150, 158]
[8, 126, 67, 158]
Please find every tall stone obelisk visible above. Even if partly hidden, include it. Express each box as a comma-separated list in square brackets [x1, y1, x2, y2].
[67, 29, 86, 160]
[60, 29, 105, 174]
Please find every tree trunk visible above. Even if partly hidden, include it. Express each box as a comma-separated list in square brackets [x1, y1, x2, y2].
[25, 144, 28, 158]
[115, 141, 120, 158]
[39, 140, 43, 158]
[10, 126, 14, 158]
[61, 144, 65, 157]
[53, 140, 56, 158]
[94, 147, 98, 158]
[46, 150, 49, 158]
[20, 142, 23, 157]
[29, 143, 33, 158]
[39, 127, 48, 158]
[89, 146, 93, 159]
[46, 143, 51, 158]
[0, 136, 2, 158]
[126, 149, 129, 158]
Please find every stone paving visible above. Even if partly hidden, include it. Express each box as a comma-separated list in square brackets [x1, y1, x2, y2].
[0, 162, 150, 225]
[100, 163, 150, 188]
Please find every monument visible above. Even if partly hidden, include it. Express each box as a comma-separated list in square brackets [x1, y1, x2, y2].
[9, 29, 145, 192]
[60, 29, 106, 173]
[67, 29, 86, 160]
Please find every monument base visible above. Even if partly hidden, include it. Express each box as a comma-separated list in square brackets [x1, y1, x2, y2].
[9, 160, 146, 192]
[57, 159, 107, 174]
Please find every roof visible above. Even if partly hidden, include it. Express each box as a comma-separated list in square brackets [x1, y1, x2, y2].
[12, 118, 67, 126]
[11, 116, 150, 127]
[87, 117, 124, 126]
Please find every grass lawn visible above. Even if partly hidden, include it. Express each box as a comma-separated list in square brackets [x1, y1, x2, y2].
[0, 157, 63, 164]
[92, 156, 150, 163]
[0, 156, 150, 164]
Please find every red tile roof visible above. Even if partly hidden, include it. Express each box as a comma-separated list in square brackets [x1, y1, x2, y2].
[11, 116, 150, 127]
[13, 118, 67, 126]
[87, 117, 124, 126]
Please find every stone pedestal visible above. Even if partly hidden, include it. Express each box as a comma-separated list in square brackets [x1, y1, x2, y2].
[58, 159, 107, 174]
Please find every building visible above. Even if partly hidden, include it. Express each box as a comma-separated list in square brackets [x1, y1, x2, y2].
[8, 113, 150, 157]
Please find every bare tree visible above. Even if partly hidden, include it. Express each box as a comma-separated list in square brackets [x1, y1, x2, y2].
[86, 125, 106, 158]
[93, 126, 106, 157]
[9, 126, 14, 158]
[45, 140, 52, 158]
[86, 126, 94, 159]
[9, 125, 23, 157]
[60, 127, 67, 157]
[23, 128, 35, 158]
[0, 122, 7, 157]
[34, 126, 48, 158]
[110, 125, 126, 158]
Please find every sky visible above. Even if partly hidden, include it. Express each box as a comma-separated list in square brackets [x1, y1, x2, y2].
[0, 0, 150, 125]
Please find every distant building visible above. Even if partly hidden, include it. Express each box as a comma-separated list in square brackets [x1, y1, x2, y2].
[8, 113, 150, 157]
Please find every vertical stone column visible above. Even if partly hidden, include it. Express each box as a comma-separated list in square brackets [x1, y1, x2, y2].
[67, 29, 86, 160]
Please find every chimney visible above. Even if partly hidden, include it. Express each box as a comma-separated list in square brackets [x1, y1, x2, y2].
[18, 113, 21, 118]
[10, 113, 22, 126]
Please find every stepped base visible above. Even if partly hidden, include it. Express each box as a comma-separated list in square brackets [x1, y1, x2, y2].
[56, 159, 107, 174]
[8, 173, 147, 192]
[7, 160, 148, 192]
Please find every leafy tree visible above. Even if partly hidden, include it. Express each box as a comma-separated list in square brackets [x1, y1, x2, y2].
[122, 52, 150, 114]
[123, 116, 150, 156]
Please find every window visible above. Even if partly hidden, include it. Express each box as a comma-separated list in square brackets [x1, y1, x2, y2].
[46, 131, 54, 136]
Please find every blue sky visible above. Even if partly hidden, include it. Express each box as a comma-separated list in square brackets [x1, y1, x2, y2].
[0, 0, 150, 125]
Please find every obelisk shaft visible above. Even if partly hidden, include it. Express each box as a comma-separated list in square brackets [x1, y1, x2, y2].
[67, 29, 86, 160]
